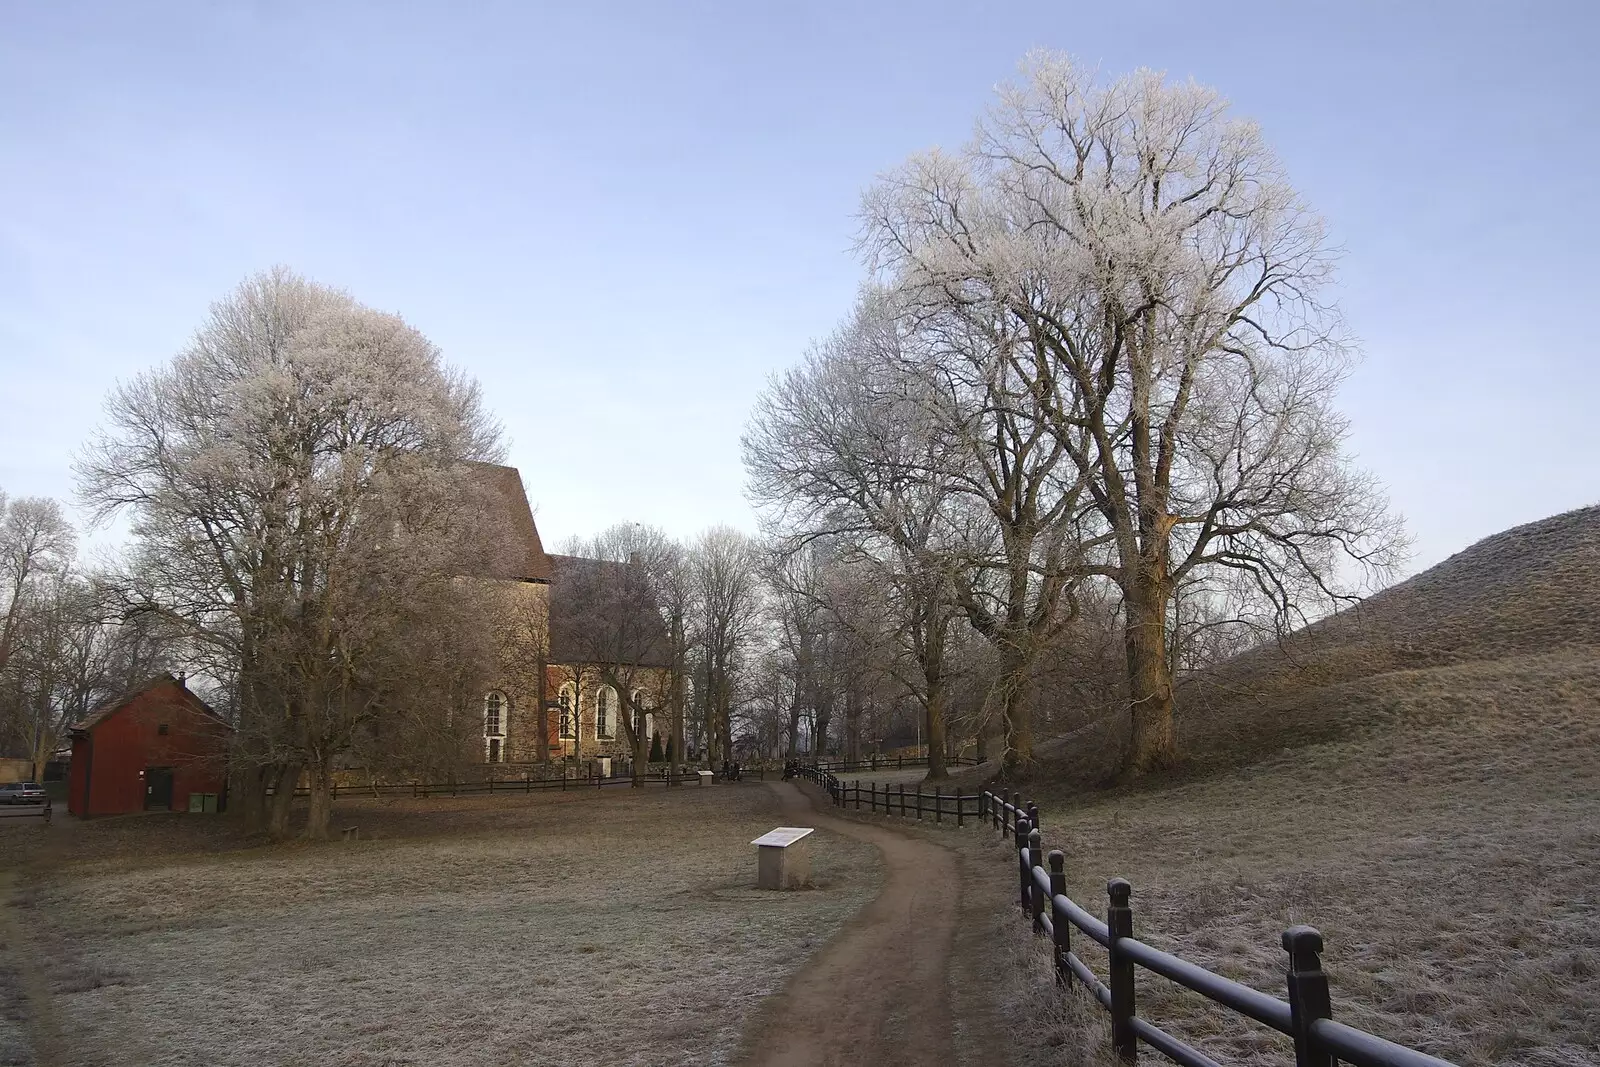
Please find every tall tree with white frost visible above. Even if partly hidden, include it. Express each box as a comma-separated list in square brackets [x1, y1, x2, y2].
[863, 54, 1405, 773]
[78, 267, 504, 836]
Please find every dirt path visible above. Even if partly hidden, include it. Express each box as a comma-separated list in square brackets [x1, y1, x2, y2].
[738, 781, 960, 1067]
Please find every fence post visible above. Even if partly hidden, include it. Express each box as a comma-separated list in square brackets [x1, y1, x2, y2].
[1016, 817, 1033, 915]
[870, 782, 876, 812]
[1028, 827, 1044, 933]
[957, 791, 964, 828]
[1048, 851, 1069, 985]
[1283, 926, 1334, 1067]
[1010, 792, 1021, 835]
[899, 784, 905, 817]
[1027, 801, 1040, 833]
[916, 788, 924, 820]
[1107, 878, 1136, 1063]
[935, 787, 941, 824]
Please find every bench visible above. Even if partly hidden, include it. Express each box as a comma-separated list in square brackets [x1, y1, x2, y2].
[751, 826, 815, 890]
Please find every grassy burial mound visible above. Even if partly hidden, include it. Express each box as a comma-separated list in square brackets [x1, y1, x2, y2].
[999, 506, 1600, 1066]
[0, 787, 881, 1067]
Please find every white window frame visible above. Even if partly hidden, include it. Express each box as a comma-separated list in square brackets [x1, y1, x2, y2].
[484, 691, 509, 762]
[558, 683, 577, 740]
[597, 685, 616, 740]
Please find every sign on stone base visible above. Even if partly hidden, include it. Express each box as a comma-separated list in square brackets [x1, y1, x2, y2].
[751, 826, 815, 890]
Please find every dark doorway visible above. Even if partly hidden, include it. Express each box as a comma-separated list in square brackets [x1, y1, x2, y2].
[144, 767, 173, 811]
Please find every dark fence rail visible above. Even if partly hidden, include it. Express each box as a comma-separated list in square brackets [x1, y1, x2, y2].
[797, 763, 986, 826]
[281, 770, 704, 800]
[985, 790, 1461, 1067]
[0, 800, 52, 822]
[792, 763, 1460, 1067]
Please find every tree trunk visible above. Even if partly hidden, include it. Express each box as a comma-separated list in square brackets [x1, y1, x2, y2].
[305, 762, 333, 840]
[535, 657, 549, 763]
[670, 665, 685, 775]
[267, 763, 299, 839]
[231, 763, 269, 834]
[996, 638, 1033, 778]
[843, 684, 860, 763]
[1123, 586, 1178, 774]
[924, 680, 948, 781]
[716, 681, 733, 765]
[784, 694, 802, 762]
[631, 703, 646, 788]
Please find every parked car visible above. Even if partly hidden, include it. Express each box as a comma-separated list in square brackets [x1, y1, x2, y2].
[0, 782, 47, 805]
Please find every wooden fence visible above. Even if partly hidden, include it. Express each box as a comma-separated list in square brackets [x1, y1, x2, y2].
[285, 770, 704, 800]
[795, 764, 1460, 1067]
[0, 800, 51, 822]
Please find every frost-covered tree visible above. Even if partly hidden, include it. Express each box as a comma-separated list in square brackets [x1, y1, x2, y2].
[78, 267, 505, 837]
[861, 54, 1406, 772]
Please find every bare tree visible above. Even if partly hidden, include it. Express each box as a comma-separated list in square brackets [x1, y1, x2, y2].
[0, 493, 76, 681]
[686, 526, 763, 767]
[858, 54, 1406, 773]
[747, 294, 1094, 775]
[77, 267, 504, 837]
[552, 525, 677, 786]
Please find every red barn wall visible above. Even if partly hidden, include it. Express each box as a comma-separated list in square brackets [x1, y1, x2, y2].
[69, 680, 230, 817]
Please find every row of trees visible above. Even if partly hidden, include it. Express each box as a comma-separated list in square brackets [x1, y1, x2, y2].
[0, 492, 173, 779]
[744, 54, 1407, 778]
[551, 519, 1142, 786]
[61, 268, 998, 839]
[36, 54, 1407, 840]
[548, 523, 972, 784]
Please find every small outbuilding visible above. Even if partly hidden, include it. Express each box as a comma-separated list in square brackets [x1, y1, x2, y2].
[68, 673, 231, 817]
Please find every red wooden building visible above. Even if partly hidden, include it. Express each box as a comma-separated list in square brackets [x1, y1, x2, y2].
[68, 673, 231, 817]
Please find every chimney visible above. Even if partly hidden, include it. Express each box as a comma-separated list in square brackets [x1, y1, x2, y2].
[176, 671, 187, 689]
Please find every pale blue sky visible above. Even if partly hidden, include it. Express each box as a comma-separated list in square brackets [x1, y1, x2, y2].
[2, 1, 1595, 573]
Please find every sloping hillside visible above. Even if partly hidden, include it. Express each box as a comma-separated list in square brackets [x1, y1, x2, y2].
[1042, 504, 1600, 786]
[986, 506, 1600, 1066]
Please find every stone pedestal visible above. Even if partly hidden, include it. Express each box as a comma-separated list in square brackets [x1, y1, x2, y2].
[752, 827, 815, 890]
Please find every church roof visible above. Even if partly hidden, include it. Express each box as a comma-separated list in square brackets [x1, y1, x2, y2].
[461, 462, 553, 583]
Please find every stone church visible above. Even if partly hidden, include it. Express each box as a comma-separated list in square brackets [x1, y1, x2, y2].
[465, 462, 673, 767]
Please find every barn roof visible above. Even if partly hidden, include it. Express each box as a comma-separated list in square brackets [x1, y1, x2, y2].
[459, 461, 553, 583]
[73, 673, 231, 733]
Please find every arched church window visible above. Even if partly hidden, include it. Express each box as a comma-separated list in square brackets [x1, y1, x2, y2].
[558, 684, 577, 740]
[597, 686, 616, 739]
[484, 691, 508, 763]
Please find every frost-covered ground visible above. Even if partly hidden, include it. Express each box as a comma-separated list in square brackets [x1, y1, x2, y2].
[0, 785, 880, 1067]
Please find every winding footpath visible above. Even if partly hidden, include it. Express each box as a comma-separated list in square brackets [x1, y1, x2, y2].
[738, 780, 961, 1067]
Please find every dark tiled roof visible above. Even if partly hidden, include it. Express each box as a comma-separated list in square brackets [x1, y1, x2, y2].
[460, 462, 553, 583]
[547, 554, 673, 668]
[73, 673, 230, 733]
